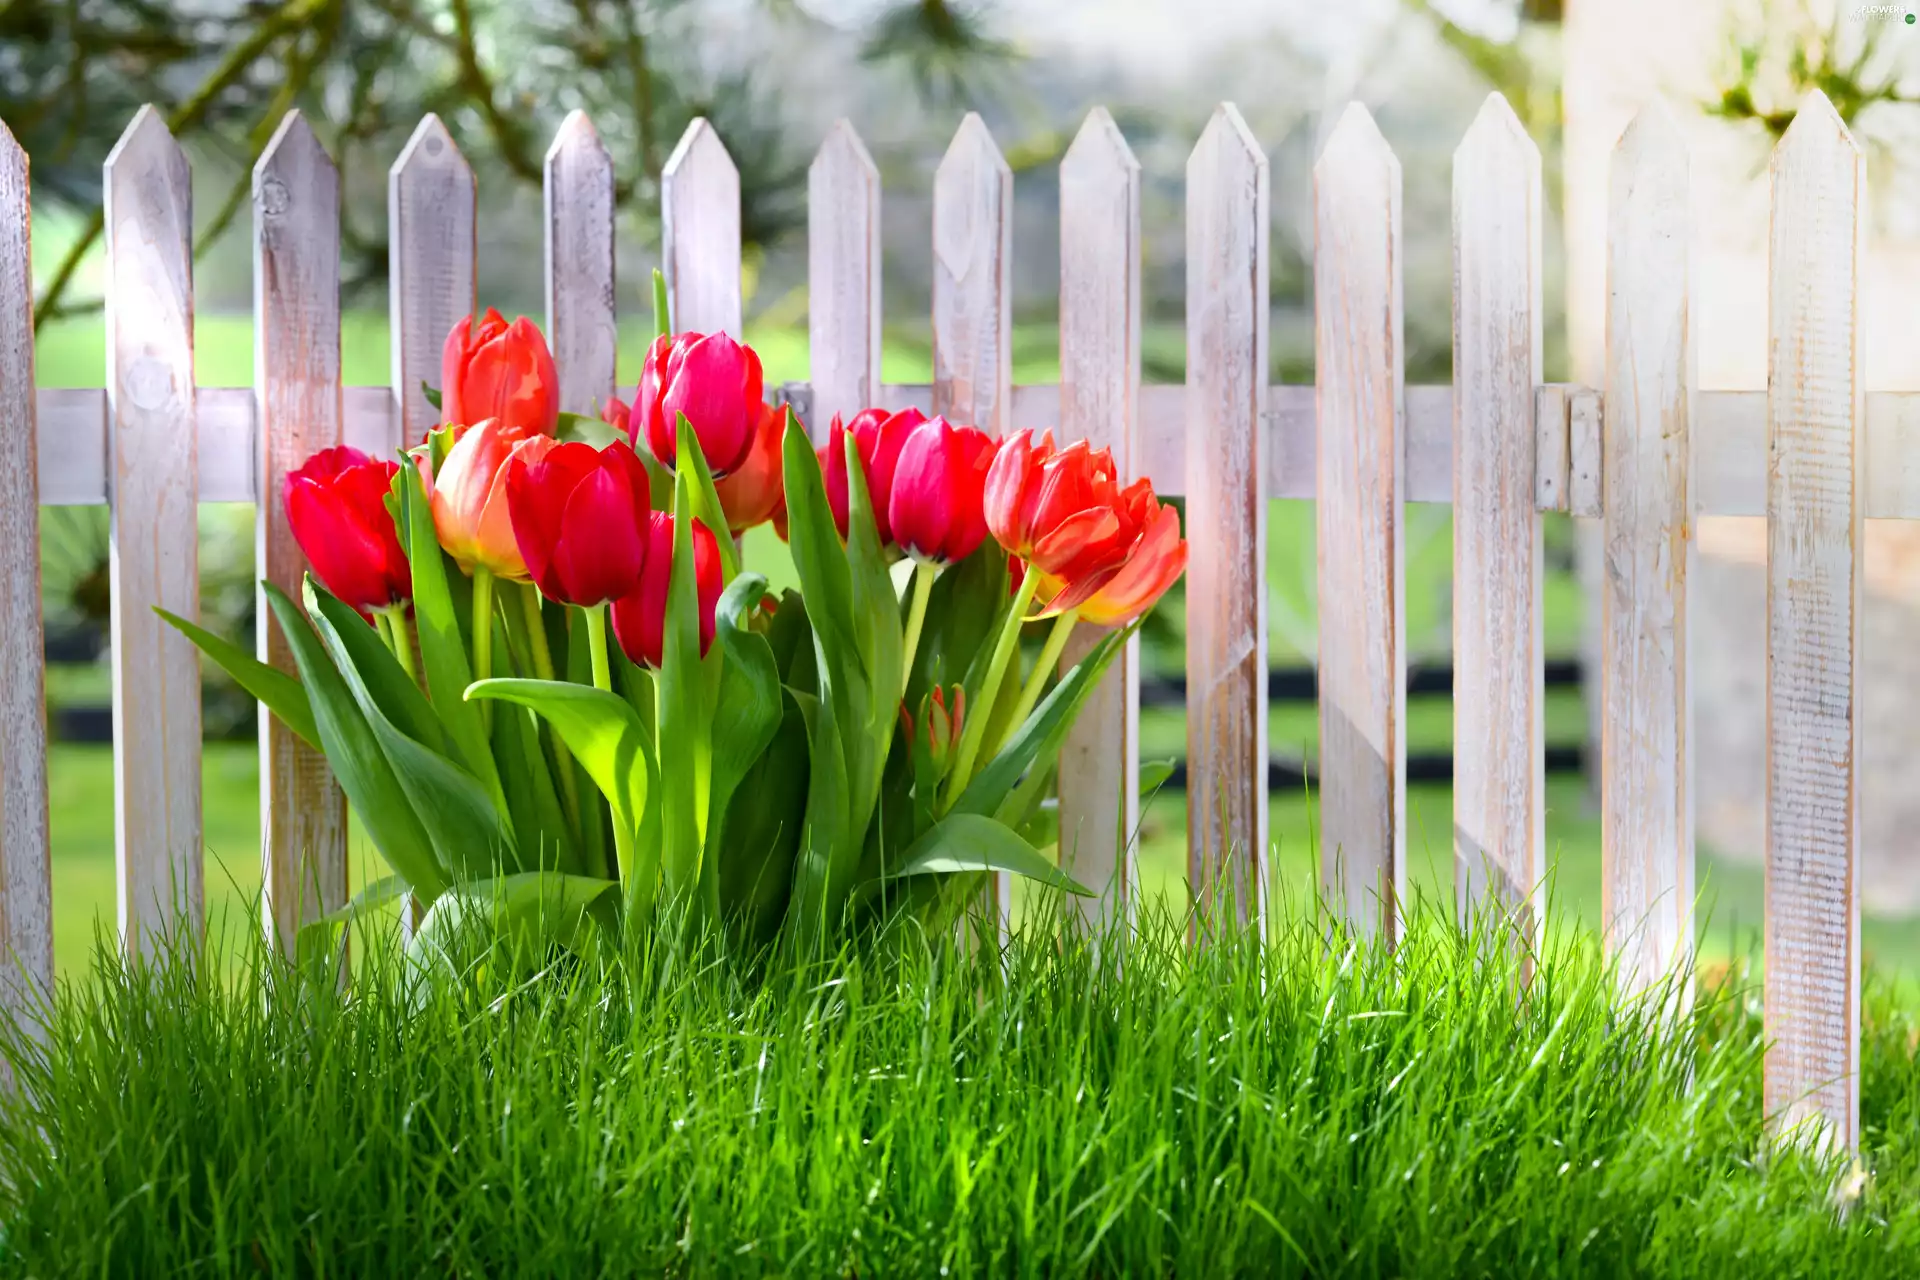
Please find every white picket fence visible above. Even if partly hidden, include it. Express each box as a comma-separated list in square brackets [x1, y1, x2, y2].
[0, 89, 1887, 1149]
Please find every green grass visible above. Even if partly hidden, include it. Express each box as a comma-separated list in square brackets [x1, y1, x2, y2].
[0, 905, 1916, 1273]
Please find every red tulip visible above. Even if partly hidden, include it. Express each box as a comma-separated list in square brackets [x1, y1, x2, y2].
[505, 440, 652, 607]
[422, 419, 560, 580]
[611, 513, 724, 669]
[823, 406, 925, 545]
[601, 396, 632, 438]
[283, 446, 409, 612]
[1045, 480, 1188, 626]
[441, 309, 560, 439]
[714, 403, 789, 534]
[888, 416, 995, 564]
[634, 331, 765, 478]
[983, 430, 1134, 613]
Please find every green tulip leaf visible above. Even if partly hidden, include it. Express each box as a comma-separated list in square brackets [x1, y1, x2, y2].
[155, 606, 320, 753]
[657, 468, 712, 912]
[293, 873, 410, 949]
[303, 581, 449, 755]
[718, 689, 810, 948]
[405, 871, 620, 994]
[465, 678, 650, 859]
[673, 411, 740, 581]
[888, 813, 1091, 896]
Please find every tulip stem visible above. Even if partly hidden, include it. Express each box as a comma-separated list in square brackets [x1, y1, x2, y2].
[942, 569, 1039, 812]
[899, 561, 937, 691]
[521, 586, 582, 832]
[380, 607, 417, 684]
[585, 602, 636, 887]
[993, 609, 1078, 761]
[470, 568, 496, 730]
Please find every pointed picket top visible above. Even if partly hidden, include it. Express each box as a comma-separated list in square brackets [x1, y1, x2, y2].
[1316, 101, 1399, 191]
[1776, 88, 1858, 157]
[545, 109, 617, 416]
[809, 119, 882, 435]
[256, 109, 332, 180]
[1189, 102, 1265, 185]
[933, 113, 1011, 279]
[388, 113, 476, 449]
[813, 117, 878, 186]
[1062, 107, 1140, 194]
[662, 118, 741, 337]
[391, 112, 471, 183]
[0, 115, 24, 171]
[1615, 97, 1688, 174]
[105, 103, 186, 178]
[1457, 92, 1537, 167]
[547, 107, 605, 167]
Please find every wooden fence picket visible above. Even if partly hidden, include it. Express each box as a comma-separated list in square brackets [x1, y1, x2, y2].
[0, 119, 51, 1018]
[1055, 108, 1142, 928]
[1312, 102, 1406, 943]
[544, 110, 618, 418]
[808, 121, 882, 438]
[1601, 103, 1694, 999]
[104, 106, 202, 956]
[1451, 93, 1545, 945]
[1184, 104, 1269, 936]
[932, 112, 1014, 931]
[1764, 90, 1863, 1153]
[662, 120, 742, 338]
[388, 115, 475, 450]
[254, 112, 348, 956]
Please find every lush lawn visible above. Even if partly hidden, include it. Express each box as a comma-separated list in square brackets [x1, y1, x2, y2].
[1, 909, 1916, 1273]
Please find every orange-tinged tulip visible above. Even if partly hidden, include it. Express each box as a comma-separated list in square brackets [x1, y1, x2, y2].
[421, 418, 558, 580]
[714, 403, 789, 534]
[983, 429, 1133, 614]
[441, 309, 560, 439]
[1063, 481, 1187, 626]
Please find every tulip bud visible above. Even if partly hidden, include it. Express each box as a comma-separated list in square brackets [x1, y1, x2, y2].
[283, 446, 410, 614]
[822, 406, 925, 545]
[422, 419, 559, 580]
[440, 309, 560, 439]
[714, 403, 789, 534]
[925, 684, 964, 777]
[610, 512, 724, 669]
[983, 430, 1133, 615]
[634, 331, 765, 478]
[888, 416, 996, 564]
[505, 440, 652, 607]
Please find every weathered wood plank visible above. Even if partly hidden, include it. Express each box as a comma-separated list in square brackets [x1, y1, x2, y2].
[104, 106, 202, 956]
[1568, 388, 1604, 518]
[1451, 93, 1545, 943]
[0, 119, 51, 1025]
[1185, 104, 1269, 937]
[254, 111, 348, 958]
[1534, 385, 1569, 512]
[1055, 108, 1141, 930]
[932, 112, 1015, 933]
[1313, 103, 1405, 943]
[388, 115, 475, 448]
[1764, 90, 1863, 1153]
[1601, 102, 1695, 1000]
[808, 120, 882, 439]
[932, 114, 1013, 436]
[544, 110, 617, 417]
[662, 119, 741, 338]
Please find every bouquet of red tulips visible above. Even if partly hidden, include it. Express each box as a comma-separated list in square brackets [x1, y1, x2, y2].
[166, 279, 1187, 965]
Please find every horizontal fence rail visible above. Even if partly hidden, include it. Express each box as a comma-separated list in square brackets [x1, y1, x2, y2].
[0, 90, 1882, 1150]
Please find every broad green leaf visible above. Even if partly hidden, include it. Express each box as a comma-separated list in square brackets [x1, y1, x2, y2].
[1139, 758, 1177, 799]
[674, 412, 740, 581]
[465, 679, 650, 860]
[907, 542, 1009, 712]
[396, 459, 504, 812]
[786, 677, 851, 947]
[718, 690, 810, 949]
[405, 871, 620, 989]
[263, 584, 447, 899]
[840, 428, 905, 831]
[303, 582, 449, 754]
[421, 380, 442, 411]
[293, 873, 409, 948]
[556, 410, 619, 446]
[764, 589, 815, 690]
[887, 812, 1091, 896]
[708, 574, 783, 830]
[657, 469, 711, 911]
[652, 267, 671, 340]
[155, 606, 321, 752]
[491, 670, 579, 877]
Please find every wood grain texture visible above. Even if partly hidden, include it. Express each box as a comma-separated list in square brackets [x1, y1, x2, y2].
[388, 115, 475, 449]
[544, 111, 617, 417]
[1451, 94, 1545, 943]
[1184, 104, 1269, 937]
[931, 114, 1012, 435]
[1534, 385, 1569, 512]
[662, 119, 742, 337]
[1764, 90, 1863, 1153]
[1601, 103, 1695, 1000]
[104, 106, 202, 957]
[808, 120, 882, 439]
[932, 112, 1015, 933]
[0, 120, 52, 1024]
[1055, 108, 1141, 929]
[254, 111, 348, 958]
[1568, 388, 1604, 518]
[1313, 103, 1405, 943]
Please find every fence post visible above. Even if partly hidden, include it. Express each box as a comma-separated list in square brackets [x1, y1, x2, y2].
[105, 106, 202, 956]
[1765, 90, 1863, 1153]
[932, 113, 1014, 932]
[545, 110, 617, 418]
[1601, 102, 1694, 1000]
[1056, 108, 1142, 930]
[0, 119, 51, 1021]
[1451, 93, 1545, 947]
[1313, 103, 1406, 943]
[1185, 104, 1269, 939]
[254, 111, 348, 957]
[809, 121, 882, 440]
[663, 120, 742, 338]
[388, 115, 475, 451]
